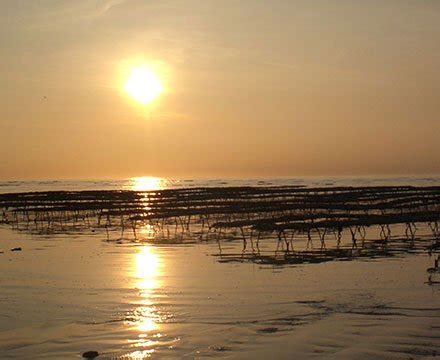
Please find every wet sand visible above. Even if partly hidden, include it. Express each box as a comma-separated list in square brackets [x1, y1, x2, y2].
[0, 225, 439, 359]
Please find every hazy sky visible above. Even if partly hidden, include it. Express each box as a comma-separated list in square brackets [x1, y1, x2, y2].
[1, 0, 439, 179]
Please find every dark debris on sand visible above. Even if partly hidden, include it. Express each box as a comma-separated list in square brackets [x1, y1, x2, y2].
[82, 350, 99, 358]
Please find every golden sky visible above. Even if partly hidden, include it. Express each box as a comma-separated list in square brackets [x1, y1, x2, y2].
[1, 0, 439, 180]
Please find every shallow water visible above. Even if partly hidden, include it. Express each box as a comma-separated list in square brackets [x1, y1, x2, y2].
[1, 175, 440, 194]
[0, 223, 439, 359]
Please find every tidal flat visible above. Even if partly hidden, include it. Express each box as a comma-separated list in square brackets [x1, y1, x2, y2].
[0, 224, 439, 358]
[0, 183, 439, 358]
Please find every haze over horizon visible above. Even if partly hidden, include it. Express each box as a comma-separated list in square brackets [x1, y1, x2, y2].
[1, 0, 439, 180]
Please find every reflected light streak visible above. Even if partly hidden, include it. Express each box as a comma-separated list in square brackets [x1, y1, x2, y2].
[129, 177, 165, 241]
[121, 349, 155, 360]
[129, 176, 166, 192]
[131, 245, 163, 337]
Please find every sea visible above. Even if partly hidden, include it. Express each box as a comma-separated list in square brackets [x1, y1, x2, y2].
[1, 175, 440, 194]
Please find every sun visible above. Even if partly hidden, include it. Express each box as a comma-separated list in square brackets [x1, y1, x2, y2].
[124, 66, 162, 104]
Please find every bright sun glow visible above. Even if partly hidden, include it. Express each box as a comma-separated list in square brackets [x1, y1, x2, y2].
[124, 67, 162, 104]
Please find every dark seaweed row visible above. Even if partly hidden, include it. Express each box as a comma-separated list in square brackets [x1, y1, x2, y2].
[1, 186, 439, 234]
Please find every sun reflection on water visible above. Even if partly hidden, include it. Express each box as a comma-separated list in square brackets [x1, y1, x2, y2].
[135, 245, 160, 291]
[124, 177, 173, 357]
[128, 244, 165, 356]
[129, 177, 167, 192]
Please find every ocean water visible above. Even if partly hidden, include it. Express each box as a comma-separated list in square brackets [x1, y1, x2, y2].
[1, 175, 440, 194]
